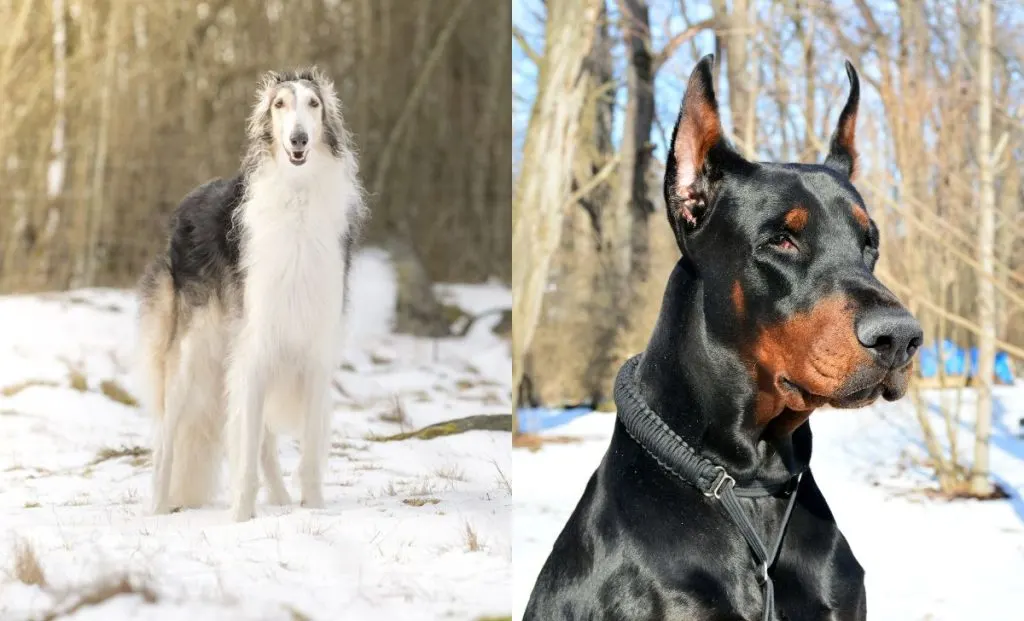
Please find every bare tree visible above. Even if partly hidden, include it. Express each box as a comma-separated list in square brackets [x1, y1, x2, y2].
[0, 0, 510, 294]
[617, 0, 655, 283]
[512, 0, 602, 415]
[971, 0, 996, 497]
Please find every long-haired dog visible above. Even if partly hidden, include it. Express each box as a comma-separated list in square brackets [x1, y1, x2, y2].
[138, 68, 366, 522]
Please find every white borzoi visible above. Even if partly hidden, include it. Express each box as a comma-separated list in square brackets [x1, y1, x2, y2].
[138, 67, 366, 521]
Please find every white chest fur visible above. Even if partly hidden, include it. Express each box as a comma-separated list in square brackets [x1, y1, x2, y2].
[237, 159, 355, 361]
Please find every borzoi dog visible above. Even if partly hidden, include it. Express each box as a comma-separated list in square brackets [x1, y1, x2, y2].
[138, 68, 365, 522]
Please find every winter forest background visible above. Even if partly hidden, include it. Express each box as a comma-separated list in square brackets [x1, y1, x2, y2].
[512, 0, 1024, 498]
[0, 0, 511, 333]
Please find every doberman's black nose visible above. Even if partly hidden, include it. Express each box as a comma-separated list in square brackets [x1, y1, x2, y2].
[290, 132, 308, 149]
[856, 307, 923, 368]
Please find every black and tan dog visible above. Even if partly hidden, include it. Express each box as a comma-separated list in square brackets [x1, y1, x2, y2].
[524, 56, 922, 620]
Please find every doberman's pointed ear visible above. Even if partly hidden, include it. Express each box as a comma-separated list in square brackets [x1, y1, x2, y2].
[824, 61, 860, 179]
[665, 54, 747, 247]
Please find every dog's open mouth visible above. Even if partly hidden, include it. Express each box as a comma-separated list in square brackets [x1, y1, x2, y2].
[289, 150, 308, 166]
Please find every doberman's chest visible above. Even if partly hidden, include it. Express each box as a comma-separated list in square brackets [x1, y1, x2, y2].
[566, 544, 860, 621]
[527, 468, 865, 621]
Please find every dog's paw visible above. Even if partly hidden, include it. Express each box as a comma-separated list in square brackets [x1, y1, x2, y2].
[300, 492, 325, 509]
[267, 487, 292, 506]
[151, 499, 177, 515]
[229, 503, 256, 522]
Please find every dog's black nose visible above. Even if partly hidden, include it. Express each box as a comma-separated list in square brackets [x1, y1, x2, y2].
[856, 307, 923, 368]
[290, 132, 308, 149]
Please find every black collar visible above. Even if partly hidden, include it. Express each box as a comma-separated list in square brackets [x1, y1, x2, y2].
[614, 354, 804, 621]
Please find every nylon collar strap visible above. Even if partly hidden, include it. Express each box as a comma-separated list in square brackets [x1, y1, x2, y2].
[613, 354, 804, 621]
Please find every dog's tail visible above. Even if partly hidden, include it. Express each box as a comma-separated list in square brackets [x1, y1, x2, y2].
[137, 258, 175, 429]
[138, 259, 221, 508]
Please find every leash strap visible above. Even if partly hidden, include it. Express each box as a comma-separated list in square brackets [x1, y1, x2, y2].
[614, 355, 803, 621]
[717, 472, 803, 621]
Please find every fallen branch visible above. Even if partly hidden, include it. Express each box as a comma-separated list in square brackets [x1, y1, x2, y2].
[369, 414, 512, 441]
[454, 308, 511, 337]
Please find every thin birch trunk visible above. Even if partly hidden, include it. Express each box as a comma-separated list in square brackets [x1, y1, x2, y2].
[81, 1, 123, 286]
[970, 0, 996, 497]
[617, 0, 654, 284]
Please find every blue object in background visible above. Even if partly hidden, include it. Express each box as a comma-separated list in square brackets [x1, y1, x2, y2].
[517, 407, 592, 433]
[918, 344, 939, 378]
[915, 340, 1015, 383]
[995, 352, 1014, 384]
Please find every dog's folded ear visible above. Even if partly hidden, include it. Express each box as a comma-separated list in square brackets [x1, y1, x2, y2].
[824, 61, 860, 179]
[665, 54, 749, 247]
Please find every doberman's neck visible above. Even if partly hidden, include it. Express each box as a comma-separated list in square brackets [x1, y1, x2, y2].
[630, 259, 810, 485]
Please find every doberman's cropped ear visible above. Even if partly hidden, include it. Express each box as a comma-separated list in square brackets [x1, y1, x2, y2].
[665, 55, 748, 246]
[824, 61, 860, 179]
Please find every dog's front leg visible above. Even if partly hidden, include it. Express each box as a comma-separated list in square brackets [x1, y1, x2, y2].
[297, 367, 330, 509]
[261, 431, 291, 505]
[227, 353, 267, 522]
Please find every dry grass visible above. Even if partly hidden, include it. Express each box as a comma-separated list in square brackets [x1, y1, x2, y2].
[378, 397, 410, 427]
[1, 379, 60, 397]
[12, 540, 46, 587]
[40, 576, 158, 621]
[408, 479, 436, 496]
[402, 497, 441, 507]
[434, 464, 467, 483]
[369, 350, 396, 365]
[455, 378, 479, 391]
[493, 461, 511, 496]
[0, 375, 138, 407]
[288, 607, 313, 621]
[67, 369, 89, 392]
[298, 519, 333, 538]
[99, 379, 139, 407]
[353, 463, 383, 472]
[91, 445, 151, 466]
[464, 522, 482, 552]
[331, 440, 369, 452]
[512, 433, 586, 451]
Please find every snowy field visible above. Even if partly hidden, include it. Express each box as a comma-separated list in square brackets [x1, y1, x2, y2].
[514, 386, 1024, 621]
[0, 249, 512, 621]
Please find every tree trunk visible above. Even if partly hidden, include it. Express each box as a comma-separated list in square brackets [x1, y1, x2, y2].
[970, 0, 996, 498]
[81, 0, 123, 287]
[526, 2, 615, 407]
[617, 0, 655, 284]
[713, 0, 752, 156]
[511, 0, 601, 418]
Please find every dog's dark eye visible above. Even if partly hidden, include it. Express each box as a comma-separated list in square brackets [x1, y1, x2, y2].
[309, 99, 320, 108]
[768, 233, 797, 252]
[273, 99, 285, 109]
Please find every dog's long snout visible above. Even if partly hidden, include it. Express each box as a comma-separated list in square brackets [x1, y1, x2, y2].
[289, 131, 309, 150]
[855, 307, 923, 368]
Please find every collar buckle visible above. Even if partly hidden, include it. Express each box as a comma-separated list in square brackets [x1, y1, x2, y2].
[756, 561, 770, 585]
[704, 466, 735, 499]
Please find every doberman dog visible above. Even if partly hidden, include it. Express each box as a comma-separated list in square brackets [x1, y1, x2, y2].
[523, 56, 922, 621]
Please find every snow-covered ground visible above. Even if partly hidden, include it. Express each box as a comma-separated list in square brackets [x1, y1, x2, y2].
[0, 249, 512, 621]
[514, 386, 1024, 621]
